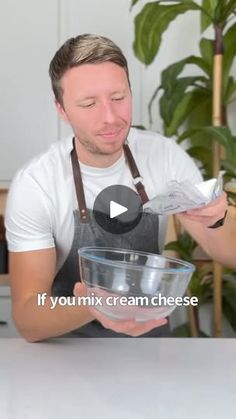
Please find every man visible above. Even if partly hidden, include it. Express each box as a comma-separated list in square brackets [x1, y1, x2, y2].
[5, 34, 229, 341]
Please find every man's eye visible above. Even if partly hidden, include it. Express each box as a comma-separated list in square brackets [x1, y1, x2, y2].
[80, 102, 95, 108]
[112, 96, 124, 101]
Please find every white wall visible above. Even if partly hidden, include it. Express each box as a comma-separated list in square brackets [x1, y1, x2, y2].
[0, 0, 235, 185]
[0, 0, 59, 185]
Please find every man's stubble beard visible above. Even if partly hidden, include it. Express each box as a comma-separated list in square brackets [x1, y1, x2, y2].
[78, 137, 117, 156]
[77, 126, 131, 156]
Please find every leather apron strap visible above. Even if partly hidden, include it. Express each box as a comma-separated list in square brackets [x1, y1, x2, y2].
[123, 142, 149, 204]
[71, 138, 89, 223]
[71, 137, 149, 223]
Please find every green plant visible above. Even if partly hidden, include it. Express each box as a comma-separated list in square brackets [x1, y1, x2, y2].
[131, 0, 236, 336]
[165, 231, 236, 336]
[132, 0, 236, 180]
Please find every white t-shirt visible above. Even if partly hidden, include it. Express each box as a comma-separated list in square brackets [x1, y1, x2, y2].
[5, 128, 202, 272]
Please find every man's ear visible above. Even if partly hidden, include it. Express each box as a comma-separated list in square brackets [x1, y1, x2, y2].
[55, 100, 69, 124]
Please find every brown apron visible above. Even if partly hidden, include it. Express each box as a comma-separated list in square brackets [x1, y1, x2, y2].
[52, 138, 170, 337]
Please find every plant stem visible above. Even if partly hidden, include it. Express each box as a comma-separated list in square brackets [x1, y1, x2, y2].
[212, 24, 224, 176]
[212, 23, 224, 337]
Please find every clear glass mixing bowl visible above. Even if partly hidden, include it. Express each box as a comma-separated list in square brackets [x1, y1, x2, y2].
[78, 247, 195, 321]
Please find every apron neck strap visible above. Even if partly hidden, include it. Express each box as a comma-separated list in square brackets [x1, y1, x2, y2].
[71, 138, 89, 223]
[123, 142, 149, 204]
[71, 137, 149, 223]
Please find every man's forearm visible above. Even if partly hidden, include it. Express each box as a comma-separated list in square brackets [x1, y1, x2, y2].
[13, 295, 95, 342]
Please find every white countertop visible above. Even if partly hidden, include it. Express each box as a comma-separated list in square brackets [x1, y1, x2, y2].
[0, 338, 236, 419]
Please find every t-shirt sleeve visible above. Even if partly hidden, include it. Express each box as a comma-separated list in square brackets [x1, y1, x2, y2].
[166, 137, 203, 184]
[5, 171, 55, 252]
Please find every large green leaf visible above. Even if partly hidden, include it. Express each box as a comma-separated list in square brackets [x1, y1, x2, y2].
[161, 58, 187, 90]
[164, 90, 211, 136]
[133, 2, 199, 65]
[213, 1, 236, 23]
[178, 126, 235, 160]
[177, 127, 213, 145]
[160, 76, 207, 127]
[201, 0, 217, 32]
[214, 1, 227, 23]
[220, 0, 236, 22]
[160, 56, 210, 92]
[199, 37, 214, 70]
[224, 76, 236, 103]
[202, 126, 235, 157]
[222, 159, 236, 177]
[222, 140, 236, 168]
[186, 55, 211, 75]
[187, 94, 213, 159]
[187, 145, 212, 174]
[164, 232, 197, 261]
[131, 0, 140, 6]
[178, 128, 205, 143]
[181, 126, 236, 167]
[157, 57, 211, 132]
[223, 23, 236, 96]
[149, 55, 211, 126]
[222, 160, 236, 177]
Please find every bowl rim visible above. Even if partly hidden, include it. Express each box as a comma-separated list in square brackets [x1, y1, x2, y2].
[78, 246, 195, 273]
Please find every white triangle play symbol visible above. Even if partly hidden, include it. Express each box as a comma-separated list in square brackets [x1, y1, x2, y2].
[110, 201, 128, 219]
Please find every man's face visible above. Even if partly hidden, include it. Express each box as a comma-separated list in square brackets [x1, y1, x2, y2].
[57, 62, 132, 164]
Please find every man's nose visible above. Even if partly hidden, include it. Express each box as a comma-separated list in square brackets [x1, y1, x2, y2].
[101, 102, 117, 123]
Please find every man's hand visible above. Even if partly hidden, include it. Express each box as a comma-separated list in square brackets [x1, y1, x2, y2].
[177, 192, 227, 227]
[73, 282, 167, 336]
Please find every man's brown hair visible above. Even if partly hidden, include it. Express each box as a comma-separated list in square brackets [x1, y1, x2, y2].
[49, 34, 130, 106]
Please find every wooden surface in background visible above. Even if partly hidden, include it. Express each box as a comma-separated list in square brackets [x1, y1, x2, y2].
[0, 189, 8, 215]
[0, 190, 8, 284]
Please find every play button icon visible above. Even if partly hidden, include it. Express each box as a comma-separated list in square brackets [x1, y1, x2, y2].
[93, 185, 143, 234]
[110, 201, 128, 219]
